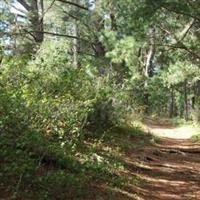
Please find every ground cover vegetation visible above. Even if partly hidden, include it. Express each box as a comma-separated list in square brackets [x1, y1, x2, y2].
[1, 0, 200, 199]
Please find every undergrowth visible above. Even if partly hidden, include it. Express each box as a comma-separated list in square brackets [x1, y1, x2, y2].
[0, 125, 154, 200]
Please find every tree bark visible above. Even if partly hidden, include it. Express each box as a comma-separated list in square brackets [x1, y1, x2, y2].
[145, 28, 156, 78]
[17, 0, 44, 44]
[195, 80, 200, 121]
[169, 87, 175, 118]
[144, 28, 156, 113]
[184, 80, 189, 121]
[29, 0, 44, 43]
[72, 0, 79, 68]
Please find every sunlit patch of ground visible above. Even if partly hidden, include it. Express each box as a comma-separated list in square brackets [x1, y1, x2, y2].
[87, 120, 200, 200]
[147, 126, 197, 139]
[114, 119, 200, 200]
[144, 119, 199, 139]
[121, 136, 200, 199]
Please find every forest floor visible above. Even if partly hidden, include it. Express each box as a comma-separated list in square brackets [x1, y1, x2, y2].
[84, 119, 200, 200]
[109, 119, 200, 200]
[144, 118, 198, 139]
[2, 119, 200, 200]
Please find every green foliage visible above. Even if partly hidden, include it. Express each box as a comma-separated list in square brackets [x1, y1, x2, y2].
[106, 36, 139, 73]
[163, 61, 200, 87]
[2, 0, 200, 198]
[146, 76, 170, 115]
[192, 133, 200, 142]
[0, 39, 142, 199]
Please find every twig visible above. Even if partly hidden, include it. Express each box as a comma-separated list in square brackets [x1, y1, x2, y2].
[12, 173, 23, 199]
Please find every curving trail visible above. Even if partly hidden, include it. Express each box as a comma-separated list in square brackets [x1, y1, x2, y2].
[92, 120, 200, 200]
[144, 119, 198, 139]
[127, 121, 200, 200]
[128, 138, 200, 200]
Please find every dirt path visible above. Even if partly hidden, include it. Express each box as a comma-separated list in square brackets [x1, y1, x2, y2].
[144, 119, 198, 139]
[125, 138, 200, 200]
[124, 121, 200, 200]
[92, 121, 200, 200]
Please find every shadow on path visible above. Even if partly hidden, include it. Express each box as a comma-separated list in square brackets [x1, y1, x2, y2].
[97, 121, 200, 200]
[123, 121, 200, 199]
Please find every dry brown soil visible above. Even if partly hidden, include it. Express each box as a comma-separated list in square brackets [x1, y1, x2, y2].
[127, 121, 200, 199]
[96, 120, 200, 200]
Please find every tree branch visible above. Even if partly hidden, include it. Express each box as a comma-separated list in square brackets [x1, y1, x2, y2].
[56, 0, 89, 11]
[41, 0, 56, 20]
[5, 0, 27, 15]
[178, 19, 195, 42]
[28, 30, 89, 42]
[17, 0, 31, 11]
[156, 43, 200, 60]
[161, 5, 200, 22]
[59, 9, 96, 38]
[1, 30, 86, 41]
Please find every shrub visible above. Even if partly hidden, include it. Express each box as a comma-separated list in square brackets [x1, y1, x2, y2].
[0, 39, 138, 141]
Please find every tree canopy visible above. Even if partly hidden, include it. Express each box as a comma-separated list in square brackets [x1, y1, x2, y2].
[1, 0, 200, 199]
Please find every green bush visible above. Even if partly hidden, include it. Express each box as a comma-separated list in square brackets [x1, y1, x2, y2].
[0, 39, 137, 139]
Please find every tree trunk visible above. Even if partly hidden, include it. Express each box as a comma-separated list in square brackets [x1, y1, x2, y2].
[72, 0, 79, 68]
[17, 0, 44, 44]
[144, 28, 156, 113]
[144, 28, 156, 78]
[110, 13, 117, 31]
[144, 43, 155, 80]
[184, 80, 189, 121]
[195, 80, 200, 121]
[169, 87, 174, 118]
[29, 0, 44, 43]
[93, 10, 105, 57]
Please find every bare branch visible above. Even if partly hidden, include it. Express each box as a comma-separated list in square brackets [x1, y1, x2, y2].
[156, 43, 200, 60]
[41, 0, 56, 20]
[161, 5, 200, 22]
[28, 30, 89, 42]
[17, 0, 31, 11]
[56, 0, 89, 11]
[4, 0, 27, 15]
[178, 19, 195, 42]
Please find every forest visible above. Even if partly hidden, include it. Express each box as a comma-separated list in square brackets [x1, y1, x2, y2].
[1, 0, 200, 199]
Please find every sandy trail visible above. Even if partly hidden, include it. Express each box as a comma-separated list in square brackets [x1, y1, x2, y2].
[147, 126, 197, 139]
[144, 119, 199, 139]
[128, 137, 200, 200]
[128, 120, 200, 200]
[115, 120, 200, 200]
[92, 120, 200, 200]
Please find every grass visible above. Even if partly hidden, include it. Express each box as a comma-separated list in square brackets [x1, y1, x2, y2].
[191, 132, 200, 142]
[0, 124, 155, 200]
